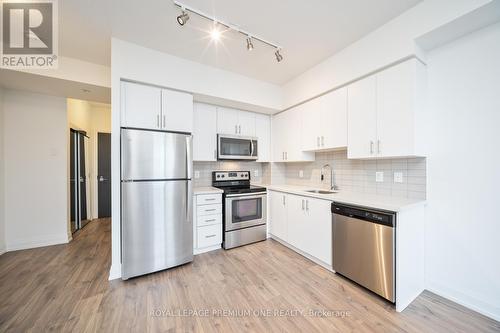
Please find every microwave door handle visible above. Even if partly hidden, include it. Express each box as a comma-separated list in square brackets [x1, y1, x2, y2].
[250, 140, 254, 156]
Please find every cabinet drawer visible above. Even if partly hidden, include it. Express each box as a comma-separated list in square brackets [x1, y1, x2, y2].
[197, 194, 222, 205]
[197, 224, 222, 248]
[197, 204, 222, 216]
[197, 214, 222, 227]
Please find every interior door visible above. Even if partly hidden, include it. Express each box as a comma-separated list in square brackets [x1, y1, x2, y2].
[121, 81, 161, 130]
[121, 129, 190, 180]
[121, 180, 193, 279]
[347, 75, 377, 158]
[98, 133, 111, 218]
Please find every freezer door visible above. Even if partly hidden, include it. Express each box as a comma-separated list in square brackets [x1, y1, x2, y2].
[121, 180, 193, 279]
[121, 129, 192, 180]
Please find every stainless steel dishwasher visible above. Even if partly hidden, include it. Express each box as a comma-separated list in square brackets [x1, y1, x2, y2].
[331, 203, 396, 302]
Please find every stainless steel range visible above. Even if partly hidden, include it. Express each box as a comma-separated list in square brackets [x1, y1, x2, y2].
[212, 171, 267, 249]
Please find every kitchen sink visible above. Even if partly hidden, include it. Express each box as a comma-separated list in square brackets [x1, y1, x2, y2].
[305, 189, 337, 194]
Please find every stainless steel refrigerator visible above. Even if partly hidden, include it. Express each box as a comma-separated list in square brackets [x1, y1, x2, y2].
[121, 128, 193, 280]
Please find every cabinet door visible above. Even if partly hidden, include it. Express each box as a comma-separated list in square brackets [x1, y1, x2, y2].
[376, 60, 416, 157]
[286, 105, 314, 162]
[193, 103, 217, 161]
[121, 81, 161, 129]
[287, 194, 307, 252]
[269, 191, 287, 240]
[238, 111, 256, 137]
[322, 87, 347, 149]
[217, 107, 239, 135]
[301, 98, 322, 151]
[272, 112, 286, 162]
[347, 75, 377, 159]
[161, 89, 193, 133]
[255, 113, 271, 162]
[305, 198, 332, 265]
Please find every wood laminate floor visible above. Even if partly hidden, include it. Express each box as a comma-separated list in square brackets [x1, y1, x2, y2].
[0, 218, 498, 332]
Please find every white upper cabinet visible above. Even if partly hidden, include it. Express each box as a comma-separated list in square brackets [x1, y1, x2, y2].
[301, 87, 347, 151]
[347, 75, 377, 159]
[347, 58, 426, 159]
[161, 89, 193, 133]
[121, 81, 162, 130]
[216, 107, 255, 137]
[121, 81, 193, 132]
[255, 113, 271, 162]
[272, 106, 314, 162]
[193, 103, 217, 161]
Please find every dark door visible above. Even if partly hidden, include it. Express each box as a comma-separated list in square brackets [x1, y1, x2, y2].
[98, 133, 111, 218]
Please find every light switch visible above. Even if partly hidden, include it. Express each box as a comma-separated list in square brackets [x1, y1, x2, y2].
[375, 171, 384, 182]
[394, 172, 403, 183]
[194, 170, 200, 179]
[254, 169, 259, 177]
[299, 170, 304, 178]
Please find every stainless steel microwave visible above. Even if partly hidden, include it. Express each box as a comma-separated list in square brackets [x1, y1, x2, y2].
[217, 134, 258, 160]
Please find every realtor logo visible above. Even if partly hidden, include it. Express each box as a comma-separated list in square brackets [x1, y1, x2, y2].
[1, 0, 58, 68]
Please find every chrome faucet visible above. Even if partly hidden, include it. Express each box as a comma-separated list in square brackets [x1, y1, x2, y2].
[321, 164, 338, 191]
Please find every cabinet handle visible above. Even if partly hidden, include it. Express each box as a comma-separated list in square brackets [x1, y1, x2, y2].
[205, 234, 217, 238]
[377, 140, 381, 154]
[306, 200, 309, 211]
[238, 125, 241, 134]
[282, 195, 286, 205]
[205, 208, 216, 212]
[370, 140, 374, 154]
[162, 115, 166, 128]
[321, 136, 324, 147]
[205, 219, 216, 223]
[302, 199, 305, 210]
[282, 152, 285, 160]
[285, 152, 288, 160]
[204, 198, 216, 201]
[214, 150, 217, 159]
[235, 125, 238, 134]
[157, 115, 160, 128]
[317, 137, 320, 147]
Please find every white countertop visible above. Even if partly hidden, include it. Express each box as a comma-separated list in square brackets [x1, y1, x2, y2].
[193, 186, 223, 195]
[262, 184, 425, 212]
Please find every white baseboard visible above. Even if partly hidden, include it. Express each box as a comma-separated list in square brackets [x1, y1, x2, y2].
[109, 263, 122, 280]
[6, 233, 69, 252]
[426, 281, 500, 322]
[194, 244, 221, 255]
[0, 246, 6, 256]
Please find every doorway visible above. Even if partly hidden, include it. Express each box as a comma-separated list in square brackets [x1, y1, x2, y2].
[97, 132, 111, 218]
[70, 129, 90, 233]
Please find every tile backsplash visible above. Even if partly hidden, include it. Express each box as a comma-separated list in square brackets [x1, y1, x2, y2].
[284, 150, 426, 200]
[193, 150, 426, 200]
[193, 161, 268, 187]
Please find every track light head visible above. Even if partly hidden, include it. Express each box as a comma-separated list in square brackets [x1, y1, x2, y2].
[275, 49, 283, 62]
[177, 11, 189, 26]
[246, 37, 254, 51]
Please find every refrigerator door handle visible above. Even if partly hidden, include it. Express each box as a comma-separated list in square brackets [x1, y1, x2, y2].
[186, 180, 193, 224]
[186, 135, 192, 179]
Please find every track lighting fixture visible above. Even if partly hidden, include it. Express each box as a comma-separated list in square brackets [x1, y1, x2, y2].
[176, 10, 189, 26]
[174, 1, 283, 63]
[246, 36, 254, 51]
[275, 49, 283, 62]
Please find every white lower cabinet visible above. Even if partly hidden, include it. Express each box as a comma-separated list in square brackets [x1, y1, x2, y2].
[193, 193, 223, 254]
[268, 191, 332, 266]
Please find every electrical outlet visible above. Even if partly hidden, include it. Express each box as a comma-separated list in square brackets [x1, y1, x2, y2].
[194, 170, 200, 179]
[254, 169, 259, 177]
[299, 170, 304, 178]
[394, 171, 403, 183]
[375, 171, 384, 182]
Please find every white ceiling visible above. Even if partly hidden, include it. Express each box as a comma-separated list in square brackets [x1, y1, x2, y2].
[63, 0, 421, 85]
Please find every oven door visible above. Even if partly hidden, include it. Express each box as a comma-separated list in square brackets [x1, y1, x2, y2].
[218, 134, 258, 160]
[225, 193, 267, 231]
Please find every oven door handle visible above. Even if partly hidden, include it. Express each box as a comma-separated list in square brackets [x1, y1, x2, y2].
[225, 192, 267, 198]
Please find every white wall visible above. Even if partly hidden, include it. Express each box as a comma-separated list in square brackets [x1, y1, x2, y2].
[0, 88, 5, 254]
[3, 90, 69, 251]
[282, 0, 491, 109]
[424, 22, 500, 321]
